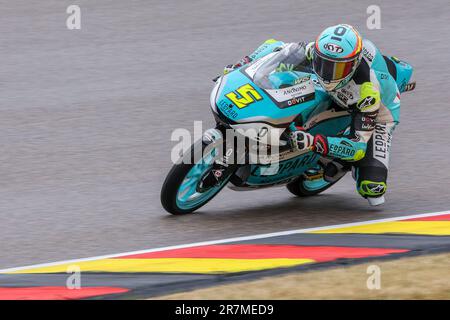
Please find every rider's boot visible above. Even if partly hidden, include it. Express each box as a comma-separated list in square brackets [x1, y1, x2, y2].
[367, 196, 385, 206]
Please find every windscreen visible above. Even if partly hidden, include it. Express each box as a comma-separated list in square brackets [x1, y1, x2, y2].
[253, 43, 309, 90]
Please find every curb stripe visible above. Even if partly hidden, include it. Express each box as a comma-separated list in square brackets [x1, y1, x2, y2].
[5, 246, 407, 274]
[6, 258, 316, 274]
[116, 244, 407, 262]
[404, 214, 450, 222]
[310, 221, 450, 236]
[0, 287, 129, 300]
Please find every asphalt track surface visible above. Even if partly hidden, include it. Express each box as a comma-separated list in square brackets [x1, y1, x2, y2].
[1, 0, 450, 269]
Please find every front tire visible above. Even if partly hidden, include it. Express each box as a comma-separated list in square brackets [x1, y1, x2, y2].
[160, 141, 234, 215]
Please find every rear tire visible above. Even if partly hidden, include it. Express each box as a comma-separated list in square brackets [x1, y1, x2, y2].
[286, 173, 345, 197]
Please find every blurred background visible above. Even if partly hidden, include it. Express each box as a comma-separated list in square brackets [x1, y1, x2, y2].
[1, 0, 449, 269]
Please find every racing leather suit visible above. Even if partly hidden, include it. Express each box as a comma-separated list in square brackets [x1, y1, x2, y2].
[226, 39, 401, 199]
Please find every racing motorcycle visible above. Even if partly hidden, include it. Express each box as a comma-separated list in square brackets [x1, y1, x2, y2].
[161, 43, 414, 215]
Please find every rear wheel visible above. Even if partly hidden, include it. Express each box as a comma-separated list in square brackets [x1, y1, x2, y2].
[160, 141, 235, 215]
[286, 168, 345, 197]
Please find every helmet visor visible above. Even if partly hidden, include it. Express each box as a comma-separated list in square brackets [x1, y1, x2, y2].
[312, 54, 357, 82]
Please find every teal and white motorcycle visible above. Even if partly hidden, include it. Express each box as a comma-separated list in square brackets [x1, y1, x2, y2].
[161, 43, 414, 215]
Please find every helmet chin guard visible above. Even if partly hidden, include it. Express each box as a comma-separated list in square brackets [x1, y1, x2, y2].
[316, 71, 354, 91]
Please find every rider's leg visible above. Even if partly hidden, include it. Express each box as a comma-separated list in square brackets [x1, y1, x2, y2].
[354, 122, 395, 205]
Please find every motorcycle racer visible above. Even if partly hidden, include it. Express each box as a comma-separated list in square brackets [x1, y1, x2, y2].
[223, 24, 403, 206]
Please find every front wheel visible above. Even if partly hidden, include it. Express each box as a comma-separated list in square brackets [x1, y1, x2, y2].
[161, 141, 235, 215]
[286, 170, 346, 197]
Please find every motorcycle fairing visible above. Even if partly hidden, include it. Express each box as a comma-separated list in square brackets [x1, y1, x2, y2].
[245, 151, 320, 186]
[214, 70, 328, 127]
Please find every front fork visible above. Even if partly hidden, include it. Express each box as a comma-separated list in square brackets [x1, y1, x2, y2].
[198, 127, 240, 190]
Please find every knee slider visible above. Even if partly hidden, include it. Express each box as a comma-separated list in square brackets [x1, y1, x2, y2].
[358, 180, 387, 198]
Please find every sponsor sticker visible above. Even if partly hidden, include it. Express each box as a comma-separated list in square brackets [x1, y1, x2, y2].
[323, 43, 344, 53]
[373, 124, 392, 168]
[218, 99, 238, 119]
[362, 47, 374, 62]
[266, 80, 315, 103]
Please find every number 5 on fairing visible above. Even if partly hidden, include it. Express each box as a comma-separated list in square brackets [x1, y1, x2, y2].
[225, 83, 263, 109]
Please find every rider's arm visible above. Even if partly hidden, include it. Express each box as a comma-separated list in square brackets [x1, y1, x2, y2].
[223, 39, 285, 74]
[314, 82, 381, 161]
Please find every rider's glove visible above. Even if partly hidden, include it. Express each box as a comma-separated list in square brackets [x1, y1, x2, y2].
[290, 128, 329, 155]
[290, 129, 315, 151]
[223, 56, 252, 74]
[223, 64, 235, 75]
[312, 134, 329, 156]
[305, 41, 315, 61]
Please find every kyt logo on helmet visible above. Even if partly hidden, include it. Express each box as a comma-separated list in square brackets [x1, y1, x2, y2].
[323, 43, 344, 54]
